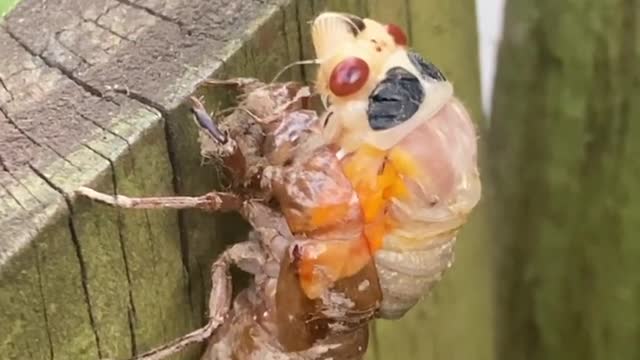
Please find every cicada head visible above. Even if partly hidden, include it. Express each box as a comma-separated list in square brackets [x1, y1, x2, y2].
[312, 12, 405, 104]
[311, 12, 457, 152]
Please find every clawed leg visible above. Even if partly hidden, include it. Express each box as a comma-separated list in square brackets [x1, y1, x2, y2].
[188, 96, 252, 184]
[190, 96, 228, 144]
[75, 187, 243, 213]
[75, 189, 283, 233]
[125, 241, 263, 360]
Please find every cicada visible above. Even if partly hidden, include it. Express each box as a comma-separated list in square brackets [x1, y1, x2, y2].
[309, 12, 481, 318]
[77, 11, 480, 360]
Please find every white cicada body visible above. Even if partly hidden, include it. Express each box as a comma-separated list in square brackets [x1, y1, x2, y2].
[311, 12, 481, 318]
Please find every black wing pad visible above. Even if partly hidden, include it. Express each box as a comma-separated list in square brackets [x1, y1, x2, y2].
[408, 51, 447, 81]
[367, 67, 425, 130]
[339, 13, 366, 34]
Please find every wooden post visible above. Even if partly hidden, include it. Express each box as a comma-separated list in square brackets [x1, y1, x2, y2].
[0, 0, 492, 359]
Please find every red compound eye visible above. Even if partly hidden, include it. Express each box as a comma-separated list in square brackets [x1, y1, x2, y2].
[329, 57, 370, 97]
[386, 23, 408, 46]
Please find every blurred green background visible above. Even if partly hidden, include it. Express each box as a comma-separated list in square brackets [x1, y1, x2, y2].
[490, 1, 640, 360]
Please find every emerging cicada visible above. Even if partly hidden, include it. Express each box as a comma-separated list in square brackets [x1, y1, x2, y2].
[309, 12, 481, 318]
[77, 11, 480, 360]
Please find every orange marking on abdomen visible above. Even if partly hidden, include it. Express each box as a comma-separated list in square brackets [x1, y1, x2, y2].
[340, 145, 416, 253]
[297, 235, 372, 299]
[290, 144, 423, 298]
[309, 203, 351, 229]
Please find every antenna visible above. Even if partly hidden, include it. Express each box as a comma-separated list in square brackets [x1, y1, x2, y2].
[271, 59, 321, 83]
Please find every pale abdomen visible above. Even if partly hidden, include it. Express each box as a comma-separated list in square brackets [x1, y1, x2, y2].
[374, 98, 481, 318]
[374, 239, 455, 318]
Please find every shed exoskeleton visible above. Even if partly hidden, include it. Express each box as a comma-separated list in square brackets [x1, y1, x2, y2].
[79, 78, 377, 360]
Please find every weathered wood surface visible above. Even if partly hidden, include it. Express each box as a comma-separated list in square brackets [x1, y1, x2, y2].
[0, 0, 493, 359]
[490, 1, 639, 360]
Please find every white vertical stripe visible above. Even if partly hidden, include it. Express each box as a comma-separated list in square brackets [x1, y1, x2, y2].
[475, 0, 506, 117]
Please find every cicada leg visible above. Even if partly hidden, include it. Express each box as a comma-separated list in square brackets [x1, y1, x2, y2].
[75, 187, 243, 213]
[75, 188, 289, 247]
[190, 96, 229, 144]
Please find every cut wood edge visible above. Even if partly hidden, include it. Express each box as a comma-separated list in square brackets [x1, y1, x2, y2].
[0, 0, 291, 268]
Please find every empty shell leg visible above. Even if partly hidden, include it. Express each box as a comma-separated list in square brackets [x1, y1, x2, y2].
[125, 242, 259, 360]
[190, 97, 229, 144]
[76, 187, 243, 213]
